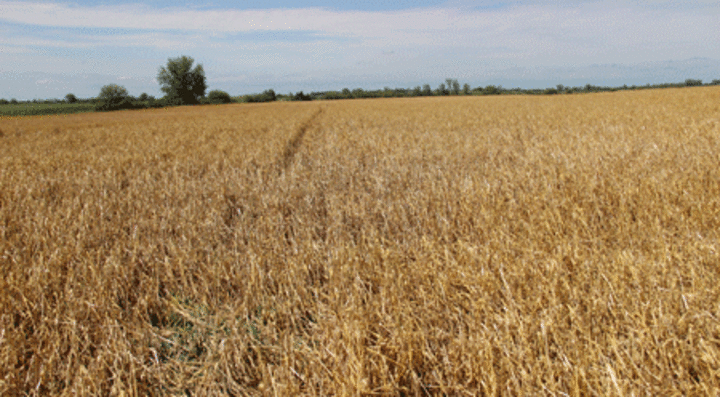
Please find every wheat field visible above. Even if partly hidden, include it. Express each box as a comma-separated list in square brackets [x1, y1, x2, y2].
[1, 88, 720, 396]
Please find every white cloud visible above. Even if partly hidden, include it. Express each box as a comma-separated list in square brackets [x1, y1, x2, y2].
[0, 2, 717, 58]
[0, 30, 205, 51]
[1, 1, 716, 49]
[0, 45, 32, 54]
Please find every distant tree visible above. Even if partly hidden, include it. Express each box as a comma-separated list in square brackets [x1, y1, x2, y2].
[95, 84, 133, 111]
[318, 91, 341, 100]
[712, 79, 720, 86]
[138, 93, 150, 101]
[341, 88, 352, 98]
[685, 79, 703, 87]
[293, 91, 312, 101]
[391, 88, 408, 97]
[157, 56, 207, 105]
[206, 90, 232, 104]
[256, 89, 276, 102]
[422, 84, 433, 96]
[446, 79, 460, 95]
[65, 93, 78, 103]
[556, 84, 565, 93]
[239, 90, 277, 103]
[412, 86, 422, 96]
[100, 84, 128, 102]
[10, 98, 18, 104]
[0, 99, 8, 105]
[437, 83, 448, 96]
[145, 96, 164, 108]
[484, 85, 502, 95]
[462, 83, 471, 95]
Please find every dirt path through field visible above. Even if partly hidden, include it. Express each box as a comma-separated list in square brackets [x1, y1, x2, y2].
[278, 106, 324, 173]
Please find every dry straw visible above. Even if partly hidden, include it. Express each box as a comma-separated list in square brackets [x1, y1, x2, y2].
[1, 89, 720, 395]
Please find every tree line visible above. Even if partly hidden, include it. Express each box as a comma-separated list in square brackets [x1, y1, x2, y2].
[299, 78, 720, 101]
[2, 55, 719, 113]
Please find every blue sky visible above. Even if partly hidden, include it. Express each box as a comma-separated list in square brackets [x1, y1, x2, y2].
[53, 0, 451, 11]
[1, 0, 719, 100]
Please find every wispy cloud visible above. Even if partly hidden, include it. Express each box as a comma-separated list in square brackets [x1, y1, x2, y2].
[2, 1, 717, 49]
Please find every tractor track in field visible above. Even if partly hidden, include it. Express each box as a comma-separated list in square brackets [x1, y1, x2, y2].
[278, 107, 324, 173]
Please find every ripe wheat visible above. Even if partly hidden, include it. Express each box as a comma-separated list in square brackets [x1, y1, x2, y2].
[1, 89, 720, 395]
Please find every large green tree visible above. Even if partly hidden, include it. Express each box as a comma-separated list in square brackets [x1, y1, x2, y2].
[157, 56, 207, 105]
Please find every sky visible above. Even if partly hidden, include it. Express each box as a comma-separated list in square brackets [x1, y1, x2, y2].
[1, 0, 719, 100]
